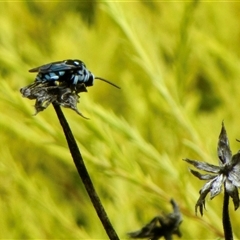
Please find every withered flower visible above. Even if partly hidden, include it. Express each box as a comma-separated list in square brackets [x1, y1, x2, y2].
[128, 199, 182, 240]
[20, 81, 88, 118]
[184, 122, 240, 215]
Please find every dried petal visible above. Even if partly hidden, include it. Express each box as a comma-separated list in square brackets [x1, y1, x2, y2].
[227, 151, 240, 187]
[231, 151, 240, 166]
[210, 174, 225, 199]
[196, 177, 222, 215]
[34, 96, 55, 114]
[218, 122, 232, 165]
[200, 178, 216, 194]
[195, 188, 208, 216]
[56, 88, 88, 118]
[225, 180, 240, 210]
[183, 159, 220, 173]
[189, 169, 216, 180]
[228, 170, 240, 188]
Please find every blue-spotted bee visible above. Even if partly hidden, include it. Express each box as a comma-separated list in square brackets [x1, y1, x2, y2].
[29, 59, 120, 89]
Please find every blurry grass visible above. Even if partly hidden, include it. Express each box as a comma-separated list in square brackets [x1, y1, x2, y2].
[1, 1, 240, 239]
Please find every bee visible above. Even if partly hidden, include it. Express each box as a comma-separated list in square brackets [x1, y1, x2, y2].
[29, 59, 120, 89]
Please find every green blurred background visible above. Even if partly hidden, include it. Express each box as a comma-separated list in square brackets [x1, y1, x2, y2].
[0, 1, 240, 239]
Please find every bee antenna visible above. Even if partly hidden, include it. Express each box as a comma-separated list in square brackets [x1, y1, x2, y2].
[95, 77, 120, 89]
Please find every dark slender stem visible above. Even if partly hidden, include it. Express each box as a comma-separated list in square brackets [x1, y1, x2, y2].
[53, 103, 120, 240]
[223, 187, 233, 240]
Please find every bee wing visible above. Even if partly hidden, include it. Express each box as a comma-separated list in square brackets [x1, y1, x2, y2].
[29, 60, 82, 73]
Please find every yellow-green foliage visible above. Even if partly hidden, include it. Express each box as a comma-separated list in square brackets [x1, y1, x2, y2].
[1, 1, 240, 239]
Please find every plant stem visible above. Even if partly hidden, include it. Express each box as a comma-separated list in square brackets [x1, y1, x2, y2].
[222, 187, 233, 240]
[53, 103, 120, 240]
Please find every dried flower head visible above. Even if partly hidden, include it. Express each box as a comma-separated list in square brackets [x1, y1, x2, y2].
[128, 199, 182, 240]
[183, 122, 240, 215]
[20, 81, 88, 118]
